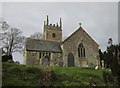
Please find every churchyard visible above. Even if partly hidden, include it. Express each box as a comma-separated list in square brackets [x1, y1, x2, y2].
[2, 62, 111, 87]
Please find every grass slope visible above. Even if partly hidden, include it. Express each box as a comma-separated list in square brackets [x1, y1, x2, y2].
[2, 62, 108, 87]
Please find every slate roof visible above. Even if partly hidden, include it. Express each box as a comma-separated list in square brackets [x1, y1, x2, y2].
[25, 38, 62, 53]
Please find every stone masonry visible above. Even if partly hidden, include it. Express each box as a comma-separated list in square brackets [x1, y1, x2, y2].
[24, 15, 99, 67]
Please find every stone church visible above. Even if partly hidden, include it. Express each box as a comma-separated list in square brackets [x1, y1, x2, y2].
[24, 16, 99, 67]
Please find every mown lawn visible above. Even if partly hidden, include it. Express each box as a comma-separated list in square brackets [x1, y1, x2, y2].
[2, 62, 110, 87]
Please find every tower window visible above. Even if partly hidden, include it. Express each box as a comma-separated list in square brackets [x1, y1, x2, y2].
[52, 33, 56, 38]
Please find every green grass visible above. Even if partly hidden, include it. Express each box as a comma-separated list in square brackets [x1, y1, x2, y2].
[2, 62, 109, 87]
[49, 66, 106, 86]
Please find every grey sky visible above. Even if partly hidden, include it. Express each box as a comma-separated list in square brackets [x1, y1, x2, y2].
[2, 2, 118, 64]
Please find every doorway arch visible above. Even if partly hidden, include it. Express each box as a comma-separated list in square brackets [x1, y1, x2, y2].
[68, 52, 75, 67]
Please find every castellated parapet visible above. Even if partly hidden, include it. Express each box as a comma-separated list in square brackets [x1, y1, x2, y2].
[43, 15, 62, 42]
[44, 23, 61, 31]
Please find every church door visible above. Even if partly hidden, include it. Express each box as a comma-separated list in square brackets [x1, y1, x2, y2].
[68, 52, 75, 67]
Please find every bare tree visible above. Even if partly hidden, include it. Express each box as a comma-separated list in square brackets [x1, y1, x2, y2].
[0, 19, 25, 55]
[30, 32, 43, 39]
[0, 18, 10, 41]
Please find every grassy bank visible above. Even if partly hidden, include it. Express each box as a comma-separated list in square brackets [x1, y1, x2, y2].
[2, 62, 108, 87]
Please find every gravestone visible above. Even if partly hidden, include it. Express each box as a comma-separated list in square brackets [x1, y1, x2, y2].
[101, 60, 104, 69]
[42, 56, 49, 66]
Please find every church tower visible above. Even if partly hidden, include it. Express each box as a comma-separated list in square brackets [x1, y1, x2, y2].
[43, 15, 62, 42]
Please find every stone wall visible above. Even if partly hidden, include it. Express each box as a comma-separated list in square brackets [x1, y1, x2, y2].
[24, 50, 39, 65]
[43, 24, 62, 42]
[24, 26, 99, 67]
[24, 49, 62, 66]
[50, 53, 62, 66]
[62, 27, 99, 67]
[44, 29, 62, 42]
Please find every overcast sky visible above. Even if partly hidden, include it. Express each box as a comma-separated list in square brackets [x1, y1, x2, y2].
[2, 2, 118, 64]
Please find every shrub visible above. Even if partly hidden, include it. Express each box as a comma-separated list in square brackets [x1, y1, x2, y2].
[40, 68, 56, 86]
[7, 60, 14, 63]
[8, 66, 23, 75]
[26, 67, 41, 73]
[103, 70, 114, 87]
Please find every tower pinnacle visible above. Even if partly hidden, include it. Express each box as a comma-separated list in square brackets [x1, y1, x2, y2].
[60, 18, 62, 29]
[47, 15, 49, 25]
[44, 21, 45, 26]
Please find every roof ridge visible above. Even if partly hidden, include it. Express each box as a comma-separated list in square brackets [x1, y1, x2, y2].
[63, 26, 82, 43]
[26, 38, 62, 43]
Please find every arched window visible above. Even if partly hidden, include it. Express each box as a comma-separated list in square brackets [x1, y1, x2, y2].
[78, 43, 85, 58]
